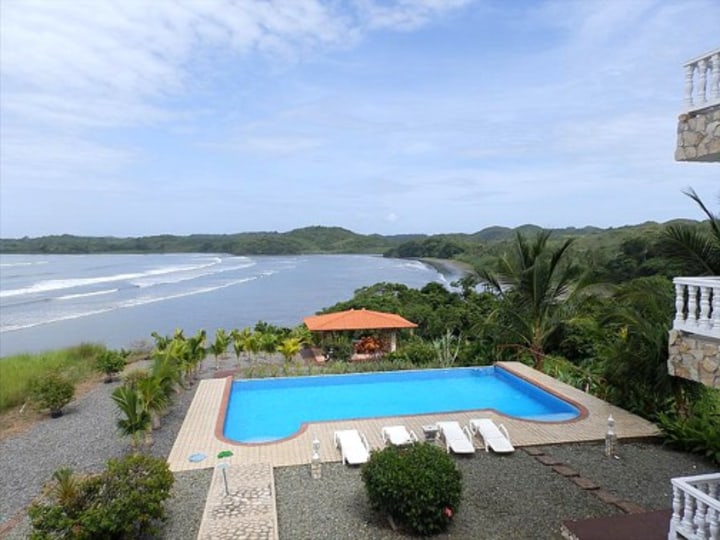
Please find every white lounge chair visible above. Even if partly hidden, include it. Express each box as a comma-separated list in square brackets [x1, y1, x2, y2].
[334, 429, 371, 465]
[435, 421, 475, 455]
[381, 425, 419, 446]
[469, 418, 515, 454]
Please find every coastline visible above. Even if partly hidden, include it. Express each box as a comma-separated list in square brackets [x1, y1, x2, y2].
[417, 257, 475, 280]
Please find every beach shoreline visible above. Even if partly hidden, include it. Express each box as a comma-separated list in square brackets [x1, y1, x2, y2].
[417, 257, 474, 280]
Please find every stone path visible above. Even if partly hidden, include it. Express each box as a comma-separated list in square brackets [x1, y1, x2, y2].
[196, 463, 279, 540]
[524, 447, 649, 516]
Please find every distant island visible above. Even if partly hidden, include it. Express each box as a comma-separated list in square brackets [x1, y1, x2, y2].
[0, 220, 699, 260]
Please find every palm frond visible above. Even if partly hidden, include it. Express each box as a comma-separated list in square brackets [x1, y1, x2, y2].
[664, 224, 720, 275]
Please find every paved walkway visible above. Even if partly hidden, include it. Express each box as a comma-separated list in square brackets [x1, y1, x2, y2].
[167, 362, 660, 473]
[196, 462, 279, 540]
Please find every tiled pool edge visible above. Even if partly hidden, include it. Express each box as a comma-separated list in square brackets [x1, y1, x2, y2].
[167, 362, 661, 473]
[215, 365, 588, 447]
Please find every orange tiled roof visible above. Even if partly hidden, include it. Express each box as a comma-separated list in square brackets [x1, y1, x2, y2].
[303, 308, 417, 331]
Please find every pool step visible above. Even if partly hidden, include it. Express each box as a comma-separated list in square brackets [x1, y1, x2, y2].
[197, 462, 279, 540]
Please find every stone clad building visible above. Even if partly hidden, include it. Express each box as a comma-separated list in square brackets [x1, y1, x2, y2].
[668, 46, 720, 389]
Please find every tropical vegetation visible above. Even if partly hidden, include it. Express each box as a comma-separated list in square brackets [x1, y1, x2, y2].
[0, 344, 105, 413]
[29, 454, 174, 539]
[95, 349, 128, 383]
[29, 374, 75, 418]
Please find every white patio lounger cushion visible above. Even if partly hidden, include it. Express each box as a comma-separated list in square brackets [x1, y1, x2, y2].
[469, 418, 515, 454]
[381, 425, 418, 446]
[436, 421, 475, 455]
[334, 429, 371, 465]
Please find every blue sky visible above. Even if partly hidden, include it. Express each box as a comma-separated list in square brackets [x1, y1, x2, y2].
[1, 0, 718, 238]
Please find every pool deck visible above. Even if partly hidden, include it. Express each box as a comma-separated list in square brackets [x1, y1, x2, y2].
[166, 362, 660, 473]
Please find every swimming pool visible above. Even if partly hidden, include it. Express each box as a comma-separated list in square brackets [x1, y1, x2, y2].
[222, 366, 580, 443]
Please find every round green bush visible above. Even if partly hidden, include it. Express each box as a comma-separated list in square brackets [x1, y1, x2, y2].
[95, 350, 127, 383]
[361, 442, 462, 536]
[30, 374, 75, 417]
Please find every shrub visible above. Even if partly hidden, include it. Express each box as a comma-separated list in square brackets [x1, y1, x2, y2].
[95, 350, 127, 383]
[658, 389, 720, 465]
[29, 374, 75, 418]
[361, 443, 462, 536]
[324, 336, 353, 361]
[0, 344, 103, 413]
[29, 454, 174, 539]
[394, 339, 436, 365]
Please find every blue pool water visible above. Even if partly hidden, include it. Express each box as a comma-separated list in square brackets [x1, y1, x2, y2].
[222, 367, 580, 443]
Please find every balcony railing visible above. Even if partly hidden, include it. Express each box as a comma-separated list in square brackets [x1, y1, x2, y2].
[669, 473, 720, 540]
[673, 277, 720, 340]
[684, 47, 720, 113]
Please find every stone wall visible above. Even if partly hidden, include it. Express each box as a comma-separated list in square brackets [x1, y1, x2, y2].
[668, 330, 720, 389]
[675, 104, 720, 162]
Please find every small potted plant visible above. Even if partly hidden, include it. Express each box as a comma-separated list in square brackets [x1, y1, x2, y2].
[30, 374, 75, 418]
[95, 350, 127, 383]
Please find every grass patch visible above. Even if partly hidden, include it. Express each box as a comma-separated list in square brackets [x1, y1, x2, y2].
[0, 343, 106, 413]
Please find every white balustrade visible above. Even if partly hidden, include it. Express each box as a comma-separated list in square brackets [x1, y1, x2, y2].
[669, 473, 720, 540]
[673, 277, 720, 339]
[684, 47, 720, 113]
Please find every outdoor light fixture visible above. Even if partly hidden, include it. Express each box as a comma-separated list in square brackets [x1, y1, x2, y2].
[311, 436, 322, 479]
[604, 414, 617, 457]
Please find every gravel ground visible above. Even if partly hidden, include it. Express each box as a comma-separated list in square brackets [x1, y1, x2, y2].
[274, 443, 716, 540]
[2, 360, 718, 539]
[0, 360, 208, 539]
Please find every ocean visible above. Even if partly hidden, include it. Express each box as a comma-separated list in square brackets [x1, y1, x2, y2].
[0, 253, 457, 357]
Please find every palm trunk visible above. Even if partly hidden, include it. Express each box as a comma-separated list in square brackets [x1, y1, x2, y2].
[144, 428, 154, 448]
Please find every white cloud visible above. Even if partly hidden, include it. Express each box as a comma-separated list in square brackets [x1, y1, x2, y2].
[1, 0, 719, 237]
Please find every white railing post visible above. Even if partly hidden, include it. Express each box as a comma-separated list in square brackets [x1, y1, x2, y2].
[672, 485, 684, 539]
[686, 63, 696, 109]
[709, 507, 719, 540]
[695, 499, 707, 539]
[683, 47, 720, 113]
[669, 474, 720, 540]
[676, 282, 687, 327]
[672, 277, 720, 340]
[700, 286, 712, 330]
[698, 59, 709, 107]
[688, 285, 699, 328]
[683, 494, 697, 534]
[712, 52, 720, 102]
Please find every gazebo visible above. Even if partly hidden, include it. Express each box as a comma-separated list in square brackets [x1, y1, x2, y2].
[303, 308, 417, 358]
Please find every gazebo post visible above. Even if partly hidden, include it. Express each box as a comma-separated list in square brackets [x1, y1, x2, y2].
[389, 331, 397, 352]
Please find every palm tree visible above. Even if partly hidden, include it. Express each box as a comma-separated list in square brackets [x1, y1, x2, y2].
[259, 331, 278, 362]
[599, 276, 700, 418]
[277, 337, 302, 363]
[290, 325, 312, 346]
[136, 376, 169, 431]
[51, 468, 81, 509]
[150, 331, 171, 351]
[112, 385, 151, 454]
[478, 230, 584, 370]
[210, 328, 230, 371]
[663, 188, 720, 275]
[230, 328, 251, 367]
[186, 329, 207, 379]
[245, 332, 261, 365]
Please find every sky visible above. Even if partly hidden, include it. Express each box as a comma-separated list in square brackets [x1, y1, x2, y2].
[0, 0, 718, 238]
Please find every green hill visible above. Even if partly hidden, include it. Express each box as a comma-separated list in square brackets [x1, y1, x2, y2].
[0, 221, 702, 260]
